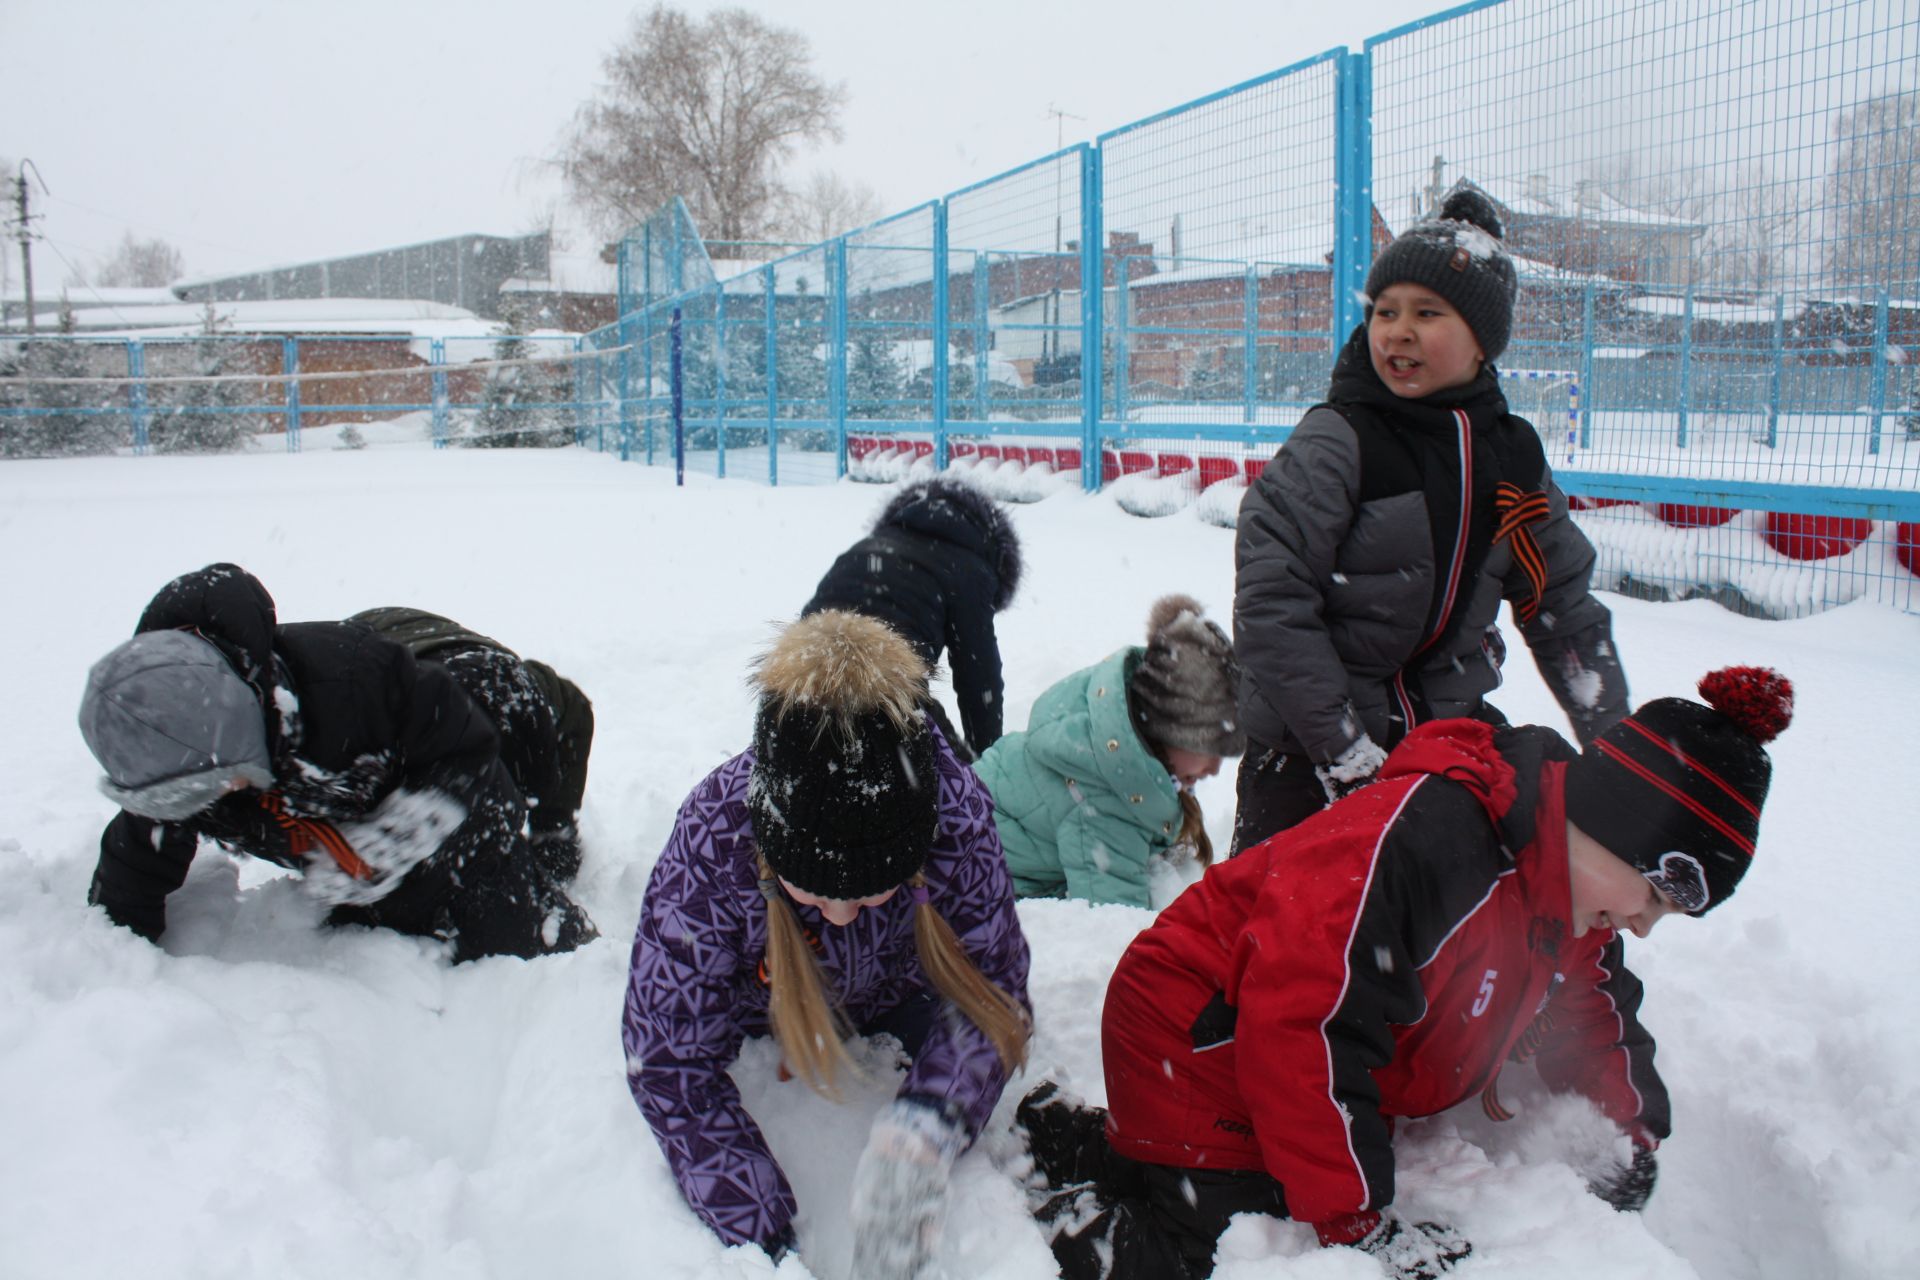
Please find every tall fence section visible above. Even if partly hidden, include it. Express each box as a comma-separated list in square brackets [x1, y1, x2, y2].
[6, 0, 1919, 617]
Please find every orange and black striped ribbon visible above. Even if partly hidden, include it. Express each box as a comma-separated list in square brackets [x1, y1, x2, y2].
[1494, 481, 1552, 624]
[258, 791, 375, 881]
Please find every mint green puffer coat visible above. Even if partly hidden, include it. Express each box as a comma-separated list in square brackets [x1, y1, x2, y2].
[973, 647, 1182, 908]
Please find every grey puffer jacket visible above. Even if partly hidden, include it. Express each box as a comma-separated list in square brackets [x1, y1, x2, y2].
[1234, 326, 1627, 763]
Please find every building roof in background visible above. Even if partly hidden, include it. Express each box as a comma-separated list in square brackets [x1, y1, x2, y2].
[13, 297, 501, 340]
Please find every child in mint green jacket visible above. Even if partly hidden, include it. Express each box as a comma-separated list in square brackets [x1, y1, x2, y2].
[974, 596, 1244, 908]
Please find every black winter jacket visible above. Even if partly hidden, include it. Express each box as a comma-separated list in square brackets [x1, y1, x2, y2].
[88, 565, 586, 961]
[803, 477, 1022, 755]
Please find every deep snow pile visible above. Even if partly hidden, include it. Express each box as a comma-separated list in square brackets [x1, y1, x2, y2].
[1, 445, 1916, 1280]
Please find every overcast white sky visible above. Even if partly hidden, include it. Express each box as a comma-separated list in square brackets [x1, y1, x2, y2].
[1, 0, 1447, 287]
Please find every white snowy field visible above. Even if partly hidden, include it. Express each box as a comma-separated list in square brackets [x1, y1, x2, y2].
[1, 442, 1916, 1280]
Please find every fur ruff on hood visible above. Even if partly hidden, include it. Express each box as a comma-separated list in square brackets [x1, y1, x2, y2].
[875, 476, 1024, 612]
[752, 610, 928, 735]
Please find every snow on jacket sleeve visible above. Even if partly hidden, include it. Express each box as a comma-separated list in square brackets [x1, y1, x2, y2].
[1530, 932, 1672, 1144]
[1512, 473, 1629, 747]
[943, 570, 1006, 753]
[623, 775, 796, 1250]
[898, 755, 1033, 1139]
[1234, 409, 1369, 760]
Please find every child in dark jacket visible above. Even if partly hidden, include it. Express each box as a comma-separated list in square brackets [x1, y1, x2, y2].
[76, 564, 594, 962]
[974, 594, 1244, 908]
[803, 474, 1022, 759]
[623, 609, 1032, 1278]
[1233, 189, 1629, 849]
[1018, 667, 1792, 1279]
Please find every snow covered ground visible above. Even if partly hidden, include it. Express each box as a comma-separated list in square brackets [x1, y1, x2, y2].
[2, 440, 1916, 1280]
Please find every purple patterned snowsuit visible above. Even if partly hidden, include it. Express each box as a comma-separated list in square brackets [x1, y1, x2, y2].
[622, 726, 1033, 1250]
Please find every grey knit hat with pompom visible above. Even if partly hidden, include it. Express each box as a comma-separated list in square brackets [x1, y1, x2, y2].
[1364, 187, 1517, 362]
[1127, 595, 1245, 758]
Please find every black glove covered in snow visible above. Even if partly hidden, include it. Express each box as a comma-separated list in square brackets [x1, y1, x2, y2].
[1354, 1215, 1473, 1280]
[1589, 1145, 1659, 1212]
[848, 1097, 968, 1280]
[1316, 734, 1388, 805]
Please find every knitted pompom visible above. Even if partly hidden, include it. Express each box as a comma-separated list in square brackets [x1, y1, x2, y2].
[1440, 188, 1504, 241]
[1697, 666, 1794, 744]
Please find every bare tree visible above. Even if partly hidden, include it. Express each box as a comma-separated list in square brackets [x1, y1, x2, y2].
[94, 232, 185, 288]
[1822, 90, 1920, 293]
[1585, 154, 1810, 291]
[563, 5, 845, 243]
[769, 170, 884, 244]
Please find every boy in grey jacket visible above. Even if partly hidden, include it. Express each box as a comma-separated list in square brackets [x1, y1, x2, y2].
[1232, 189, 1628, 849]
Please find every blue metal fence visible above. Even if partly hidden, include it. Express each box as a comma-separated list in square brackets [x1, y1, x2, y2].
[571, 0, 1920, 617]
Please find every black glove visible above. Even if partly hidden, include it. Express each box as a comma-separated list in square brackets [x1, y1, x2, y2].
[1355, 1216, 1473, 1280]
[1315, 734, 1388, 805]
[1589, 1145, 1658, 1212]
[89, 873, 165, 942]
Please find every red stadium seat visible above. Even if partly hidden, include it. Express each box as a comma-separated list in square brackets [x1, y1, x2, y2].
[1197, 456, 1239, 488]
[1025, 446, 1055, 468]
[979, 444, 1003, 461]
[1003, 446, 1029, 465]
[1654, 504, 1739, 529]
[1157, 454, 1196, 478]
[1055, 447, 1082, 472]
[950, 441, 977, 459]
[1119, 450, 1155, 475]
[1243, 456, 1268, 484]
[1760, 513, 1872, 561]
[911, 440, 933, 459]
[1896, 523, 1920, 577]
[1101, 451, 1120, 482]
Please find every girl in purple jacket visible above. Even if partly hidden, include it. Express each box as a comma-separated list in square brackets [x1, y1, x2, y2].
[623, 609, 1033, 1276]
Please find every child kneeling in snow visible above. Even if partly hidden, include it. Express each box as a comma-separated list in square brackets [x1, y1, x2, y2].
[77, 563, 595, 962]
[622, 610, 1032, 1277]
[1018, 666, 1792, 1279]
[973, 594, 1244, 908]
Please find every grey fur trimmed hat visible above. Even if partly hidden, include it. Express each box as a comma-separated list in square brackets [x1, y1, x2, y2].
[1128, 595, 1245, 759]
[78, 629, 274, 821]
[1364, 187, 1517, 362]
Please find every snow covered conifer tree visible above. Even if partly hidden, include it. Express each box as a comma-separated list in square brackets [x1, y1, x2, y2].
[149, 302, 260, 454]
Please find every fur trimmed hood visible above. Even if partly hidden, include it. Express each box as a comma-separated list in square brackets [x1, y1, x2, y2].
[752, 609, 929, 733]
[875, 476, 1023, 611]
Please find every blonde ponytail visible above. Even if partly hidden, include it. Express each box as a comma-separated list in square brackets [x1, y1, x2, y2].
[909, 878, 1031, 1073]
[759, 859, 858, 1099]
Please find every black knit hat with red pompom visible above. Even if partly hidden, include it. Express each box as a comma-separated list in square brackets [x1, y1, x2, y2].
[1565, 667, 1794, 915]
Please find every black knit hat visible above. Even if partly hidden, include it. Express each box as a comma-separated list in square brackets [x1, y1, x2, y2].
[1128, 595, 1245, 758]
[747, 611, 939, 900]
[1364, 188, 1518, 362]
[1564, 667, 1794, 915]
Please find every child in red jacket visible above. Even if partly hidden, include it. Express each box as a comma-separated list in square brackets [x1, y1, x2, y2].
[1019, 666, 1793, 1279]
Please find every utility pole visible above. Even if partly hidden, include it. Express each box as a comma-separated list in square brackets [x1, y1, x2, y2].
[9, 160, 49, 334]
[1045, 104, 1084, 369]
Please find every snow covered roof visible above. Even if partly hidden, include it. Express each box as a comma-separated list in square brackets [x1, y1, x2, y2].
[1467, 176, 1705, 232]
[23, 297, 500, 340]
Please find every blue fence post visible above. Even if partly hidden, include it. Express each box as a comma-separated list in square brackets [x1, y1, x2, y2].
[1243, 263, 1259, 425]
[1766, 291, 1784, 450]
[430, 338, 449, 447]
[127, 339, 150, 454]
[282, 338, 301, 452]
[1331, 50, 1374, 348]
[1114, 251, 1131, 430]
[618, 312, 636, 463]
[1870, 286, 1889, 456]
[713, 282, 728, 480]
[831, 238, 849, 478]
[932, 200, 951, 468]
[1079, 143, 1103, 493]
[1677, 284, 1694, 448]
[570, 335, 587, 446]
[973, 252, 990, 425]
[765, 263, 779, 485]
[670, 306, 684, 486]
[1578, 282, 1596, 449]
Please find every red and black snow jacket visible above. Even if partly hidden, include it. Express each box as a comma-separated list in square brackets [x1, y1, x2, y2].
[1101, 718, 1668, 1231]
